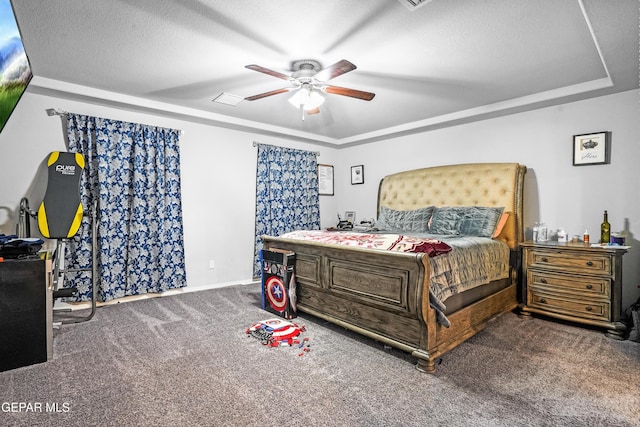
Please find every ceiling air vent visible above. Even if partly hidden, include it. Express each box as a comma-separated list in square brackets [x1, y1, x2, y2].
[397, 0, 433, 11]
[212, 93, 244, 106]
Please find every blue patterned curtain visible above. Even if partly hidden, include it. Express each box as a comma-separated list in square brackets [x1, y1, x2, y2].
[253, 143, 320, 277]
[64, 113, 186, 302]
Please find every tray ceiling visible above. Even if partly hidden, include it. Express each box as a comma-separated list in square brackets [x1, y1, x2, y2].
[12, 0, 639, 146]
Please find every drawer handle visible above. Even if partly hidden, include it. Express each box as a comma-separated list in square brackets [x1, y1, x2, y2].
[586, 261, 593, 266]
[585, 306, 593, 312]
[540, 278, 547, 284]
[540, 298, 547, 304]
[586, 284, 593, 290]
[541, 257, 549, 262]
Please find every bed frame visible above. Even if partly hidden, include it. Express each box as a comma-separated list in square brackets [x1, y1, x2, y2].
[263, 163, 527, 373]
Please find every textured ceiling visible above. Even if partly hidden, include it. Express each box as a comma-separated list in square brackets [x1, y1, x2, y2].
[11, 0, 640, 146]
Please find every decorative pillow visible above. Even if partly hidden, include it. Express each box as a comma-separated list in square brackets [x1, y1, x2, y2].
[429, 206, 505, 237]
[458, 206, 505, 237]
[376, 206, 435, 233]
[428, 207, 464, 235]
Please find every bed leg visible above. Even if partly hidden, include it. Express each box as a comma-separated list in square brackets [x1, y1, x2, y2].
[415, 358, 436, 374]
[413, 349, 436, 373]
[517, 304, 532, 319]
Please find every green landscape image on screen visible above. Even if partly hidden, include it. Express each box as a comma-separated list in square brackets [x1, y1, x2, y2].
[0, 0, 32, 132]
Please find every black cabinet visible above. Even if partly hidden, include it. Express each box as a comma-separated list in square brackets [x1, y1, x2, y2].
[0, 257, 51, 371]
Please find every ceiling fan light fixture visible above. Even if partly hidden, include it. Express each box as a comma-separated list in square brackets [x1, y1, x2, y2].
[244, 59, 374, 115]
[288, 86, 325, 111]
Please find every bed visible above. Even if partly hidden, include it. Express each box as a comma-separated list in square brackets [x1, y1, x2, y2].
[262, 162, 527, 372]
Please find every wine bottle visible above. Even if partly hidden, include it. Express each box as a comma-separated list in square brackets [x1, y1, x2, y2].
[600, 210, 610, 244]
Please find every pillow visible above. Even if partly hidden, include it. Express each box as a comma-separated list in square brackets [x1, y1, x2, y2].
[429, 206, 505, 237]
[458, 206, 505, 237]
[428, 207, 464, 235]
[376, 206, 434, 233]
[492, 212, 510, 238]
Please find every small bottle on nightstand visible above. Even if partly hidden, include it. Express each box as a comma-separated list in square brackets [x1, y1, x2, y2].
[583, 230, 589, 244]
[601, 210, 610, 244]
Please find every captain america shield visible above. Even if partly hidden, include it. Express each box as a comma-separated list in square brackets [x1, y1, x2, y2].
[265, 275, 288, 312]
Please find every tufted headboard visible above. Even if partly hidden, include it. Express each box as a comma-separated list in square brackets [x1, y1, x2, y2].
[377, 163, 527, 249]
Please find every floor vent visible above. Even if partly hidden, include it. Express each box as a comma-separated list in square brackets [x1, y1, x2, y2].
[397, 0, 433, 11]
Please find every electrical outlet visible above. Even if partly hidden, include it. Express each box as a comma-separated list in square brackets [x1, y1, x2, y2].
[209, 260, 215, 269]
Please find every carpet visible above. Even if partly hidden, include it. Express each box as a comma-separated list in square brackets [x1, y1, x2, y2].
[1, 283, 638, 426]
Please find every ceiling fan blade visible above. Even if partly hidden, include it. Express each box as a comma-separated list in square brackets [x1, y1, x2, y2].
[244, 87, 293, 101]
[245, 64, 292, 81]
[314, 59, 357, 82]
[322, 85, 376, 101]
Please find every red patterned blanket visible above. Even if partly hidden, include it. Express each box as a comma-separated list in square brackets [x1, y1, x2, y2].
[278, 230, 451, 257]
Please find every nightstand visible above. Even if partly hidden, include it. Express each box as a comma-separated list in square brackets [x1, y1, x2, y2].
[520, 241, 628, 339]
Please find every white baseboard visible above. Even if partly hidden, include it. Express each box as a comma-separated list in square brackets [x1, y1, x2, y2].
[53, 279, 260, 311]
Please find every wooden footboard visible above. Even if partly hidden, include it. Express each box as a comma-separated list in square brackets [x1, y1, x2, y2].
[263, 238, 430, 346]
[263, 236, 518, 373]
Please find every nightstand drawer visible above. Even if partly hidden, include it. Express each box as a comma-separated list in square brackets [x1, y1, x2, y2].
[527, 249, 611, 276]
[528, 290, 610, 321]
[527, 271, 610, 298]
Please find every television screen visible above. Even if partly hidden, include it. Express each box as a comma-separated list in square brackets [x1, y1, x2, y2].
[0, 0, 32, 133]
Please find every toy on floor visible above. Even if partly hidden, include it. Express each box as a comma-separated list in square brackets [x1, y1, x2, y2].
[246, 318, 311, 356]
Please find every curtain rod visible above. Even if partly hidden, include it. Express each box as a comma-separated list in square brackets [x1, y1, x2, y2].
[46, 108, 67, 116]
[252, 141, 319, 157]
[46, 108, 184, 135]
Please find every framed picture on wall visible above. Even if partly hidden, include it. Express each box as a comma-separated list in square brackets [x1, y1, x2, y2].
[351, 165, 364, 185]
[318, 164, 334, 195]
[573, 131, 610, 166]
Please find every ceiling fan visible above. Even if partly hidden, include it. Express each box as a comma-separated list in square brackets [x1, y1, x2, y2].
[243, 59, 375, 117]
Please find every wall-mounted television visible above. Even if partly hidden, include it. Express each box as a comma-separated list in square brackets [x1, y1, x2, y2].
[0, 0, 32, 134]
